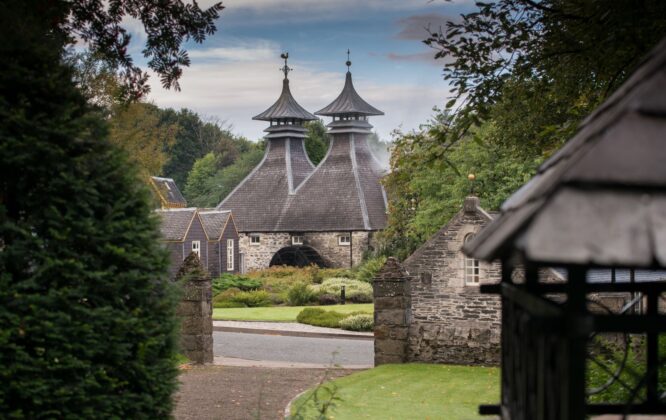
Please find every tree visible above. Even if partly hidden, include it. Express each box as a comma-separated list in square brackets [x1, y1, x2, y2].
[184, 152, 218, 207]
[426, 0, 666, 148]
[108, 102, 177, 178]
[304, 119, 329, 165]
[0, 2, 178, 415]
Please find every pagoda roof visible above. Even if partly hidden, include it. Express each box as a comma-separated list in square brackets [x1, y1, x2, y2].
[253, 78, 317, 122]
[316, 72, 384, 117]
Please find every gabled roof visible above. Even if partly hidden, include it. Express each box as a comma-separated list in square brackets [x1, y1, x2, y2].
[150, 176, 187, 208]
[316, 72, 384, 117]
[465, 39, 666, 267]
[198, 209, 233, 240]
[156, 208, 197, 241]
[253, 79, 317, 122]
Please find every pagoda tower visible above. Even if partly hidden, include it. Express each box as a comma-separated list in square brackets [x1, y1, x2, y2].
[217, 53, 317, 232]
[276, 52, 388, 235]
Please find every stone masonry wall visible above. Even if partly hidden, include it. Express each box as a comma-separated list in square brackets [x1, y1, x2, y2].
[402, 198, 501, 366]
[374, 258, 411, 365]
[176, 254, 213, 364]
[239, 231, 373, 271]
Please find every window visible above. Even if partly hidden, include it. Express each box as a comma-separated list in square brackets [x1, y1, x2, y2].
[292, 235, 303, 245]
[191, 240, 201, 257]
[227, 239, 234, 271]
[339, 234, 351, 246]
[250, 235, 260, 245]
[464, 234, 480, 285]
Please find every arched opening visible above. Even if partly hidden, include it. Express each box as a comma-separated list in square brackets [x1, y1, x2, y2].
[269, 245, 329, 268]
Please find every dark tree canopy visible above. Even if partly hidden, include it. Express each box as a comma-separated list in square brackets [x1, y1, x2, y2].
[56, 0, 224, 99]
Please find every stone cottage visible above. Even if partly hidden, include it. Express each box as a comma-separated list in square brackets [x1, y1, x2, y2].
[216, 55, 387, 271]
[156, 207, 239, 278]
[150, 176, 187, 209]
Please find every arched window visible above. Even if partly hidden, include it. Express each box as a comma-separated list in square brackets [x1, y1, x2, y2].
[464, 234, 480, 285]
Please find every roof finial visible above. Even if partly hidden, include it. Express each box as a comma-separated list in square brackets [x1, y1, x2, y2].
[345, 49, 351, 71]
[280, 52, 292, 79]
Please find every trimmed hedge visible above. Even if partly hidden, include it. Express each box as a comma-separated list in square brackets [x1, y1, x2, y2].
[296, 308, 371, 329]
[339, 314, 374, 332]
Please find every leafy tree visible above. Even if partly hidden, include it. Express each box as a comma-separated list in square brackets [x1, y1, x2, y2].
[426, 0, 666, 149]
[184, 152, 218, 207]
[0, 2, 178, 416]
[109, 102, 177, 178]
[304, 119, 329, 165]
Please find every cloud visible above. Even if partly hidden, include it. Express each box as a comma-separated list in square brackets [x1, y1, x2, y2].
[386, 51, 437, 63]
[145, 54, 450, 142]
[394, 13, 457, 40]
[188, 39, 279, 62]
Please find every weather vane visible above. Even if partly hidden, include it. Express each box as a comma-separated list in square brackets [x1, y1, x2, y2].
[346, 49, 352, 70]
[280, 52, 292, 79]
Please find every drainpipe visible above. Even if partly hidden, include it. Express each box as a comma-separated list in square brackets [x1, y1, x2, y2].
[349, 232, 353, 268]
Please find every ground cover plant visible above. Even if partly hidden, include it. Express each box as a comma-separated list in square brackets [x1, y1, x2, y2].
[213, 304, 373, 322]
[309, 278, 373, 303]
[289, 364, 499, 419]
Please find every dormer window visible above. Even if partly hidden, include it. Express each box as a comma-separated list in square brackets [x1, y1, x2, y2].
[292, 235, 304, 245]
[339, 234, 351, 246]
[250, 235, 260, 246]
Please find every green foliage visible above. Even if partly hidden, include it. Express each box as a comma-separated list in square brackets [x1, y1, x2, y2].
[296, 308, 351, 329]
[184, 152, 218, 205]
[0, 8, 178, 416]
[310, 278, 373, 304]
[355, 256, 387, 283]
[304, 119, 330, 165]
[318, 294, 340, 305]
[287, 282, 318, 306]
[338, 314, 374, 332]
[212, 288, 244, 308]
[213, 289, 271, 308]
[212, 273, 262, 295]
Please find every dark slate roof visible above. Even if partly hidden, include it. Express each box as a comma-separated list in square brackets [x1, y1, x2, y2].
[216, 138, 315, 231]
[198, 210, 232, 240]
[253, 79, 317, 122]
[156, 208, 197, 241]
[275, 135, 388, 231]
[151, 176, 187, 208]
[465, 39, 666, 268]
[316, 72, 384, 117]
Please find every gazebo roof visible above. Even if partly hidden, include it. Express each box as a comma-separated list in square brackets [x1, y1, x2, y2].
[316, 71, 384, 117]
[465, 39, 666, 268]
[253, 78, 317, 122]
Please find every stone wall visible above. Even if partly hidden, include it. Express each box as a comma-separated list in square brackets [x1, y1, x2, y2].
[175, 254, 213, 364]
[238, 230, 374, 271]
[373, 257, 411, 365]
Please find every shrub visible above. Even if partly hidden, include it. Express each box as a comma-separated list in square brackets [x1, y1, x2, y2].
[313, 278, 373, 302]
[212, 273, 261, 295]
[212, 288, 244, 308]
[288, 282, 317, 306]
[231, 290, 271, 308]
[339, 314, 374, 332]
[318, 268, 354, 281]
[296, 308, 349, 328]
[318, 293, 340, 305]
[355, 256, 387, 283]
[0, 31, 178, 417]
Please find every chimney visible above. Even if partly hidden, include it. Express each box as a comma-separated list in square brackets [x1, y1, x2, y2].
[464, 196, 480, 213]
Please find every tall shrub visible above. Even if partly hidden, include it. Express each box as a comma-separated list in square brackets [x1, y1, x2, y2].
[0, 8, 179, 417]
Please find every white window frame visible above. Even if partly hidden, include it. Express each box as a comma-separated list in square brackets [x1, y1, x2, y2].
[250, 235, 260, 246]
[464, 234, 480, 285]
[191, 240, 201, 257]
[292, 235, 304, 245]
[227, 239, 234, 271]
[338, 234, 351, 246]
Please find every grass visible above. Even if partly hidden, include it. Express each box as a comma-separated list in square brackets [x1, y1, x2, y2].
[212, 303, 374, 322]
[290, 363, 499, 420]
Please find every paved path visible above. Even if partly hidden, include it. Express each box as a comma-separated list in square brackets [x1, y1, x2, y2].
[213, 331, 374, 368]
[213, 320, 373, 338]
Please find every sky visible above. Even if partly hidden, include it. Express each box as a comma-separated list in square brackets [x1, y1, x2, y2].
[135, 0, 476, 142]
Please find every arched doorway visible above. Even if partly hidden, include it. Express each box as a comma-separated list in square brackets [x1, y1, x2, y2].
[269, 245, 329, 268]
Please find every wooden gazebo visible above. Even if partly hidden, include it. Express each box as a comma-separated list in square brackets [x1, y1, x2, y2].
[464, 40, 666, 419]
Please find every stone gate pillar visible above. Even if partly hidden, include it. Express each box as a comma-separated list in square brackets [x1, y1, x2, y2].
[175, 253, 213, 364]
[373, 257, 410, 365]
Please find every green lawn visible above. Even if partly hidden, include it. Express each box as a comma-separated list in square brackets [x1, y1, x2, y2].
[212, 304, 373, 322]
[289, 363, 499, 420]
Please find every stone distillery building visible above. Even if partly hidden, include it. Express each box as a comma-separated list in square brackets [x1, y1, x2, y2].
[217, 55, 388, 272]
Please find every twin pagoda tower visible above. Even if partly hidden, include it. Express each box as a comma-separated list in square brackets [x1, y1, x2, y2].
[217, 53, 387, 271]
